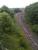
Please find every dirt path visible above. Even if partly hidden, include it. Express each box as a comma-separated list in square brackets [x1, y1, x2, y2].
[15, 12, 38, 50]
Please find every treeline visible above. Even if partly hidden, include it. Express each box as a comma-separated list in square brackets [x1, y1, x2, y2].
[0, 5, 14, 18]
[25, 2, 38, 34]
[0, 6, 31, 50]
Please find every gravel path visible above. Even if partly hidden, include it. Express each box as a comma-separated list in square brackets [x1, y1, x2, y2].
[15, 12, 38, 50]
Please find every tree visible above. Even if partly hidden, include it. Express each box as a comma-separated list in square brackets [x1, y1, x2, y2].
[0, 12, 13, 50]
[25, 2, 38, 34]
[0, 12, 31, 50]
[1, 5, 10, 13]
[0, 5, 14, 18]
[14, 8, 22, 13]
[25, 2, 38, 24]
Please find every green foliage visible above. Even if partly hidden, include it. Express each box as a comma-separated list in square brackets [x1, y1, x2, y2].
[0, 12, 31, 50]
[25, 2, 38, 34]
[31, 25, 38, 33]
[0, 5, 14, 18]
[0, 12, 13, 34]
[0, 5, 10, 13]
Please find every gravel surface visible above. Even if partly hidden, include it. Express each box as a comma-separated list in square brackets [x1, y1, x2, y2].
[15, 12, 38, 50]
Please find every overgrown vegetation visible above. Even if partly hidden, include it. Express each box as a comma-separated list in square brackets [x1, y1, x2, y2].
[25, 2, 38, 34]
[0, 6, 31, 50]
